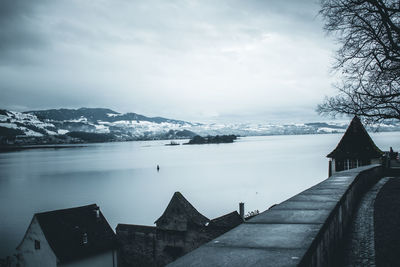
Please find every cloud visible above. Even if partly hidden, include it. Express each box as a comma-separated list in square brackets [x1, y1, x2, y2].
[0, 0, 50, 55]
[0, 0, 336, 122]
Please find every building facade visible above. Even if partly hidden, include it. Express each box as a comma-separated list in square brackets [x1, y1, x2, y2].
[15, 204, 118, 267]
[116, 192, 243, 267]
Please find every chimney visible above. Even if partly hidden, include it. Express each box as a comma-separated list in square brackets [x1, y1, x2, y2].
[239, 202, 244, 220]
[94, 206, 100, 221]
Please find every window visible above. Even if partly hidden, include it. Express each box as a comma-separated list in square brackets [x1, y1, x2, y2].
[349, 159, 356, 169]
[82, 233, 88, 245]
[361, 159, 371, 166]
[34, 240, 40, 250]
[335, 160, 344, 172]
[344, 160, 348, 170]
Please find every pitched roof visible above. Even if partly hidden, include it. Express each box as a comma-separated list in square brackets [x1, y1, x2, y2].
[116, 224, 156, 235]
[209, 211, 243, 229]
[35, 204, 117, 263]
[155, 192, 209, 227]
[327, 116, 383, 159]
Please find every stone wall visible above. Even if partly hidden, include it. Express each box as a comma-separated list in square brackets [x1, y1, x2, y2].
[59, 251, 117, 267]
[299, 165, 382, 266]
[168, 165, 383, 267]
[117, 227, 157, 267]
[117, 226, 219, 267]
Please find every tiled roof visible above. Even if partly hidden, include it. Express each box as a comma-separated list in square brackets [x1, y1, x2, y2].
[35, 204, 117, 263]
[116, 224, 156, 235]
[209, 211, 243, 229]
[327, 116, 383, 159]
[155, 192, 209, 227]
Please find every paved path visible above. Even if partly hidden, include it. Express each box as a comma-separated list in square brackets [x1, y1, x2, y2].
[374, 177, 400, 266]
[342, 177, 390, 267]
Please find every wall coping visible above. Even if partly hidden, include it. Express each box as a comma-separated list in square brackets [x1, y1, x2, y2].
[168, 164, 382, 267]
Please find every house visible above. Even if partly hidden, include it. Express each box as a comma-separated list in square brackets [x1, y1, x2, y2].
[116, 192, 243, 267]
[327, 116, 383, 176]
[15, 204, 118, 267]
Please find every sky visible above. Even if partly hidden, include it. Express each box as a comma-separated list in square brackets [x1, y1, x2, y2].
[0, 0, 338, 123]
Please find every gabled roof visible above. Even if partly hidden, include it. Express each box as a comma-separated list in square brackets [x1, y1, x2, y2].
[327, 116, 383, 159]
[116, 224, 156, 235]
[155, 192, 209, 227]
[209, 211, 243, 229]
[35, 204, 117, 263]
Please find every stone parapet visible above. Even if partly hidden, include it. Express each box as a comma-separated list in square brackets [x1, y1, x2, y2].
[168, 165, 382, 267]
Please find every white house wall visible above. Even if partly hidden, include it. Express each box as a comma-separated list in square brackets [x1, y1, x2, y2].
[58, 250, 117, 267]
[16, 216, 58, 267]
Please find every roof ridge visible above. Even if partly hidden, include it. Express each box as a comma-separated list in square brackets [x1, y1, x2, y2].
[155, 192, 209, 225]
[117, 223, 156, 229]
[211, 211, 238, 222]
[35, 204, 98, 216]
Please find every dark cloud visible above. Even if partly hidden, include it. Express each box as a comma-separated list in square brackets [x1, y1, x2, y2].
[0, 0, 51, 63]
[0, 0, 36, 20]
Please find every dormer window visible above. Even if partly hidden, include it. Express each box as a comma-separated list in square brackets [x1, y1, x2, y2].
[34, 240, 40, 250]
[82, 233, 88, 245]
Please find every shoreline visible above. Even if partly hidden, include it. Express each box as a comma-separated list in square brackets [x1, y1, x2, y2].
[0, 145, 88, 152]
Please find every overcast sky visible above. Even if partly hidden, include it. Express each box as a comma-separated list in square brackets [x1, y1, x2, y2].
[0, 0, 338, 123]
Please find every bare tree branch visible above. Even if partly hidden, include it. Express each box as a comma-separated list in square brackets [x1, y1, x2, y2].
[318, 0, 400, 123]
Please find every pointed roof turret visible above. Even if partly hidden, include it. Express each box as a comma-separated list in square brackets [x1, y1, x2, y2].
[327, 116, 383, 159]
[155, 192, 209, 230]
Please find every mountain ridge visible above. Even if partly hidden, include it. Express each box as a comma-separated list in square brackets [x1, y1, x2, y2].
[1, 107, 400, 146]
[26, 107, 191, 125]
[0, 108, 197, 145]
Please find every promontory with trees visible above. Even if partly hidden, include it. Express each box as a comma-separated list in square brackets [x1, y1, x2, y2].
[185, 135, 237, 145]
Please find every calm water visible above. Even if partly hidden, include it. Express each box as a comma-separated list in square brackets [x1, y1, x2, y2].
[1, 133, 399, 257]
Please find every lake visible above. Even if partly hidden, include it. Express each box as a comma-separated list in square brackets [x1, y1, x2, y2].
[1, 132, 399, 257]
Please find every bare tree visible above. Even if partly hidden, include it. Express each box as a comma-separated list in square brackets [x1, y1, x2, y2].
[317, 0, 400, 123]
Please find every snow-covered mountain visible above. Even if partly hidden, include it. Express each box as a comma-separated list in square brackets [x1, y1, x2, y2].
[27, 108, 190, 125]
[0, 108, 197, 145]
[1, 108, 400, 146]
[191, 120, 400, 136]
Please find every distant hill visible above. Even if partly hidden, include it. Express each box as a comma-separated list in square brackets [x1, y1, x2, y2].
[1, 107, 400, 146]
[304, 122, 346, 129]
[27, 108, 189, 125]
[0, 108, 197, 146]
